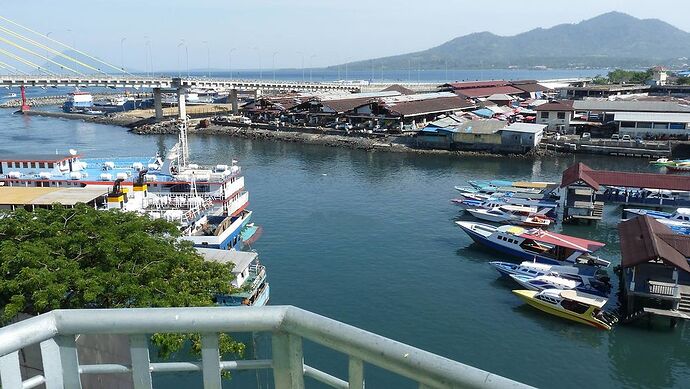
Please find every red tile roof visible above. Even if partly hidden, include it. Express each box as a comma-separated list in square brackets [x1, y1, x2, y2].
[561, 163, 690, 191]
[512, 83, 551, 93]
[454, 86, 525, 98]
[444, 81, 511, 90]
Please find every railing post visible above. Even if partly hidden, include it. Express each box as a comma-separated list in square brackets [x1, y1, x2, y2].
[0, 351, 23, 388]
[40, 335, 82, 389]
[272, 332, 305, 389]
[129, 335, 153, 389]
[348, 356, 364, 389]
[201, 333, 221, 389]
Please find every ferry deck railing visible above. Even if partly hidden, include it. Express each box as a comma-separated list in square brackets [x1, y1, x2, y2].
[0, 306, 531, 389]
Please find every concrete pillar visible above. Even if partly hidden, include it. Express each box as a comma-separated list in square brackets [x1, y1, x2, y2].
[176, 88, 187, 120]
[153, 88, 163, 121]
[230, 89, 239, 115]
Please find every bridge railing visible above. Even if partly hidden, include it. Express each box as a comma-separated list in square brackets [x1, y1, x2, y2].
[0, 306, 531, 389]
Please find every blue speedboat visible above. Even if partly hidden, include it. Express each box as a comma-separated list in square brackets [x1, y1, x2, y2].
[509, 274, 611, 298]
[489, 261, 601, 279]
[624, 208, 690, 235]
[456, 221, 610, 267]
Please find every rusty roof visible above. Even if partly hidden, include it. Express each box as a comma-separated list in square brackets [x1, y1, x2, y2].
[385, 96, 475, 117]
[618, 216, 690, 273]
[321, 97, 373, 114]
[561, 163, 690, 191]
[454, 86, 525, 98]
[534, 101, 574, 111]
[443, 81, 511, 90]
[512, 83, 551, 93]
[381, 84, 415, 95]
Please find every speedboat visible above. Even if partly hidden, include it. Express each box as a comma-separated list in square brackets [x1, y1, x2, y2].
[466, 205, 552, 228]
[623, 208, 690, 234]
[455, 221, 610, 267]
[453, 197, 558, 216]
[509, 274, 610, 297]
[512, 289, 618, 330]
[489, 261, 605, 280]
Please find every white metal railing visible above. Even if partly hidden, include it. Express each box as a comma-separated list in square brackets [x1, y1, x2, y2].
[0, 306, 531, 389]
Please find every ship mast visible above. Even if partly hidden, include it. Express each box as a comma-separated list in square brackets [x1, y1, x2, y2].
[177, 118, 190, 169]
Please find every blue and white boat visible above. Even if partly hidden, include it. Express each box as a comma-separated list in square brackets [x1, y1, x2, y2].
[455, 221, 610, 267]
[623, 208, 690, 235]
[62, 91, 93, 112]
[489, 261, 604, 280]
[509, 274, 610, 298]
[197, 248, 270, 306]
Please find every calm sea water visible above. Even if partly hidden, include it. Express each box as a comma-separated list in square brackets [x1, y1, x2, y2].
[2, 107, 689, 388]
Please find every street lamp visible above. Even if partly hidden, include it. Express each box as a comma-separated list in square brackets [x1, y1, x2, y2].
[177, 39, 185, 78]
[120, 37, 127, 72]
[297, 51, 305, 82]
[309, 54, 316, 82]
[272, 51, 278, 81]
[202, 40, 210, 78]
[228, 48, 236, 79]
[252, 47, 261, 80]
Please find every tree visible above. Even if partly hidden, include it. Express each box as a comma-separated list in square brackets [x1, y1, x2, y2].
[0, 204, 244, 357]
[605, 68, 653, 84]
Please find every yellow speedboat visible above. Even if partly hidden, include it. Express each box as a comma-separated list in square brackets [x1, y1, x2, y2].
[513, 289, 617, 330]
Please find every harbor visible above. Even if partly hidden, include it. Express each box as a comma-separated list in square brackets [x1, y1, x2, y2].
[3, 4, 690, 388]
[3, 109, 690, 388]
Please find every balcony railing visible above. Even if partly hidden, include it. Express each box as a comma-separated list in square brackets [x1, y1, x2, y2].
[0, 306, 531, 389]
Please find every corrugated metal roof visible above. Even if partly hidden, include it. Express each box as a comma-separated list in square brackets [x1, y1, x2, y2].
[613, 112, 690, 123]
[534, 101, 574, 112]
[443, 81, 511, 90]
[573, 100, 690, 113]
[0, 187, 107, 206]
[386, 96, 475, 117]
[381, 84, 415, 95]
[512, 83, 551, 93]
[504, 123, 546, 134]
[196, 248, 258, 272]
[618, 216, 690, 273]
[321, 97, 374, 113]
[320, 91, 400, 101]
[455, 120, 507, 134]
[380, 92, 457, 104]
[455, 86, 525, 98]
[561, 163, 690, 191]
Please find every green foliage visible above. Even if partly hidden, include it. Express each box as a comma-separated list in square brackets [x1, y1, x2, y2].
[605, 68, 653, 84]
[678, 76, 690, 85]
[0, 204, 243, 358]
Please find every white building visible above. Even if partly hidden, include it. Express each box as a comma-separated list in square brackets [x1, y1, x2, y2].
[614, 112, 690, 137]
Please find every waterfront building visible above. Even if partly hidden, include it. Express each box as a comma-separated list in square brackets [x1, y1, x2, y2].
[618, 216, 690, 326]
[613, 112, 690, 138]
[440, 80, 551, 100]
[649, 66, 669, 86]
[557, 84, 651, 100]
[534, 100, 574, 132]
[416, 119, 545, 153]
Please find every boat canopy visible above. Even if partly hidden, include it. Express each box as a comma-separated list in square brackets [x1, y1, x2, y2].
[519, 229, 605, 253]
[559, 290, 607, 308]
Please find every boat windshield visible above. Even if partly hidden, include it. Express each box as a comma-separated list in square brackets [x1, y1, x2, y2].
[561, 299, 590, 314]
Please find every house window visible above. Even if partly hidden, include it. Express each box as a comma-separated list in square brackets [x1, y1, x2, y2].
[39, 162, 45, 168]
[22, 162, 28, 168]
[670, 123, 686, 130]
[653, 123, 669, 130]
[48, 163, 54, 168]
[557, 112, 566, 120]
[637, 122, 652, 129]
[540, 112, 549, 119]
[620, 121, 635, 128]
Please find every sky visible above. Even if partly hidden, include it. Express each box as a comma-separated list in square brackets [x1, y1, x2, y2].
[1, 0, 689, 72]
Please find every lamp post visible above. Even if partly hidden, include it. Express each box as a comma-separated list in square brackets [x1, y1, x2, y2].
[252, 47, 261, 80]
[297, 51, 305, 82]
[309, 54, 316, 82]
[228, 48, 236, 79]
[120, 37, 127, 72]
[177, 40, 185, 78]
[272, 51, 278, 82]
[202, 40, 210, 77]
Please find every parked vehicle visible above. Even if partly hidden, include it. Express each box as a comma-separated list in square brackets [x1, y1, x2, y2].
[611, 134, 620, 140]
[621, 134, 631, 141]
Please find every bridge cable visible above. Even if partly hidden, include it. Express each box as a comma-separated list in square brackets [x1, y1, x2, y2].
[0, 25, 107, 76]
[0, 47, 58, 76]
[0, 15, 134, 76]
[0, 36, 84, 75]
[0, 59, 28, 75]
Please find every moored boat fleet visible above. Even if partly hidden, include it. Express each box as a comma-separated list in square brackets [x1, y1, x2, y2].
[453, 179, 619, 330]
[0, 123, 269, 307]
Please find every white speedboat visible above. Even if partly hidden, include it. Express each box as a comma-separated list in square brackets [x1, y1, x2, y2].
[623, 208, 690, 234]
[466, 205, 552, 228]
[489, 261, 606, 280]
[509, 274, 610, 297]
